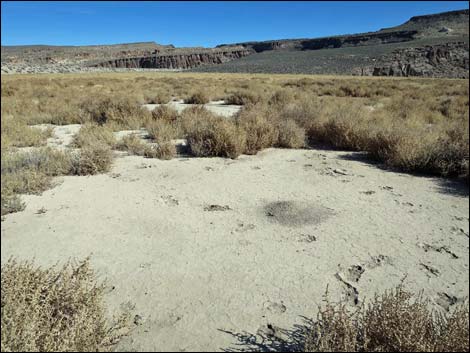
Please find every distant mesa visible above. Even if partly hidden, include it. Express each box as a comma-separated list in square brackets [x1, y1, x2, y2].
[1, 8, 468, 77]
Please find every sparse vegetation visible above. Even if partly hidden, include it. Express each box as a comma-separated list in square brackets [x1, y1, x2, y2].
[72, 123, 116, 148]
[183, 107, 245, 158]
[304, 284, 469, 352]
[73, 143, 113, 175]
[184, 91, 210, 104]
[1, 258, 130, 352]
[1, 72, 468, 216]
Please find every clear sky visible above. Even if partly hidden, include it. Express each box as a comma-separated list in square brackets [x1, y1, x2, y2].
[1, 1, 468, 47]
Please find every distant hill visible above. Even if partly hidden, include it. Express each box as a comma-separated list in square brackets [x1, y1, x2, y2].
[2, 9, 468, 77]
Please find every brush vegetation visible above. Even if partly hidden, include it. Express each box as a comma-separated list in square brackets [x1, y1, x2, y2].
[305, 284, 469, 352]
[1, 73, 468, 216]
[1, 258, 130, 352]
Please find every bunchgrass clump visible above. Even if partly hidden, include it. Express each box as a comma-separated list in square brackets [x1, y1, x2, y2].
[1, 258, 130, 352]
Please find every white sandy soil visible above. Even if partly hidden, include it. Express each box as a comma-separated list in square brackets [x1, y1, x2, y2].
[1, 140, 468, 351]
[143, 99, 242, 117]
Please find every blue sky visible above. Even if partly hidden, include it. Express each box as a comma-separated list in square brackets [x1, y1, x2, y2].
[2, 1, 468, 47]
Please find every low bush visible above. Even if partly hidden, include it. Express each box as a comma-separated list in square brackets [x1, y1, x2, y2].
[144, 90, 171, 104]
[184, 91, 209, 105]
[116, 134, 148, 156]
[236, 105, 278, 155]
[142, 142, 177, 160]
[1, 258, 130, 351]
[276, 119, 306, 148]
[72, 124, 116, 148]
[305, 284, 469, 352]
[183, 107, 245, 158]
[72, 143, 113, 175]
[225, 90, 262, 105]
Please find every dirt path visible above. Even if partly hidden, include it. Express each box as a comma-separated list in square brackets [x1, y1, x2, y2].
[1, 148, 468, 351]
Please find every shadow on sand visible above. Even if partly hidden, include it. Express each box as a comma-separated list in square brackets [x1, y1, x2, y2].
[335, 151, 469, 198]
[219, 317, 314, 352]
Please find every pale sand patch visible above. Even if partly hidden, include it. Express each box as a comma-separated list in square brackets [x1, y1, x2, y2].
[143, 99, 242, 117]
[1, 148, 468, 351]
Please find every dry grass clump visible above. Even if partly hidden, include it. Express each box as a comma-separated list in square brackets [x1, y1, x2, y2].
[182, 107, 245, 158]
[144, 90, 171, 104]
[115, 134, 148, 156]
[224, 90, 262, 105]
[268, 90, 295, 107]
[79, 95, 149, 130]
[1, 148, 73, 195]
[1, 117, 53, 148]
[72, 143, 113, 175]
[276, 119, 306, 148]
[1, 258, 130, 352]
[72, 123, 116, 148]
[184, 91, 210, 104]
[142, 142, 176, 160]
[146, 119, 177, 142]
[150, 105, 179, 123]
[236, 105, 278, 155]
[305, 285, 469, 352]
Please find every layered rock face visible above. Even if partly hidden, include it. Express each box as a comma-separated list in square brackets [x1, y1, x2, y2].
[218, 30, 418, 52]
[91, 49, 253, 69]
[371, 42, 469, 78]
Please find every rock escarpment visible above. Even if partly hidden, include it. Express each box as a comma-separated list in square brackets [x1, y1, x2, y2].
[90, 48, 253, 69]
[370, 42, 469, 78]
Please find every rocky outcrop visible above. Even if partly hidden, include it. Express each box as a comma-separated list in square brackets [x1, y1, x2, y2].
[300, 30, 417, 50]
[370, 42, 469, 78]
[217, 30, 418, 53]
[91, 49, 253, 69]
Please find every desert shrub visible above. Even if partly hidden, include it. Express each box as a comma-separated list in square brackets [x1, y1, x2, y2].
[184, 91, 209, 104]
[144, 90, 171, 104]
[146, 119, 177, 142]
[72, 124, 116, 148]
[142, 142, 176, 160]
[183, 107, 245, 158]
[116, 134, 148, 156]
[1, 258, 130, 352]
[1, 148, 73, 205]
[72, 143, 113, 175]
[1, 117, 52, 148]
[268, 90, 295, 106]
[1, 194, 25, 216]
[305, 285, 469, 352]
[151, 105, 179, 123]
[307, 101, 368, 150]
[276, 119, 306, 148]
[78, 95, 148, 130]
[236, 105, 279, 155]
[225, 90, 262, 105]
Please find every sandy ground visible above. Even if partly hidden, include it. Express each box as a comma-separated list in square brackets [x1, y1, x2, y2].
[143, 99, 242, 117]
[2, 135, 469, 351]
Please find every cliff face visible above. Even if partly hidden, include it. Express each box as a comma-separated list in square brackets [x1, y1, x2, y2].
[91, 49, 253, 69]
[369, 42, 469, 78]
[218, 30, 418, 53]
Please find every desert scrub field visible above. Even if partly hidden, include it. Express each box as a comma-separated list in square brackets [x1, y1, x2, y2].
[1, 72, 468, 216]
[1, 258, 130, 351]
